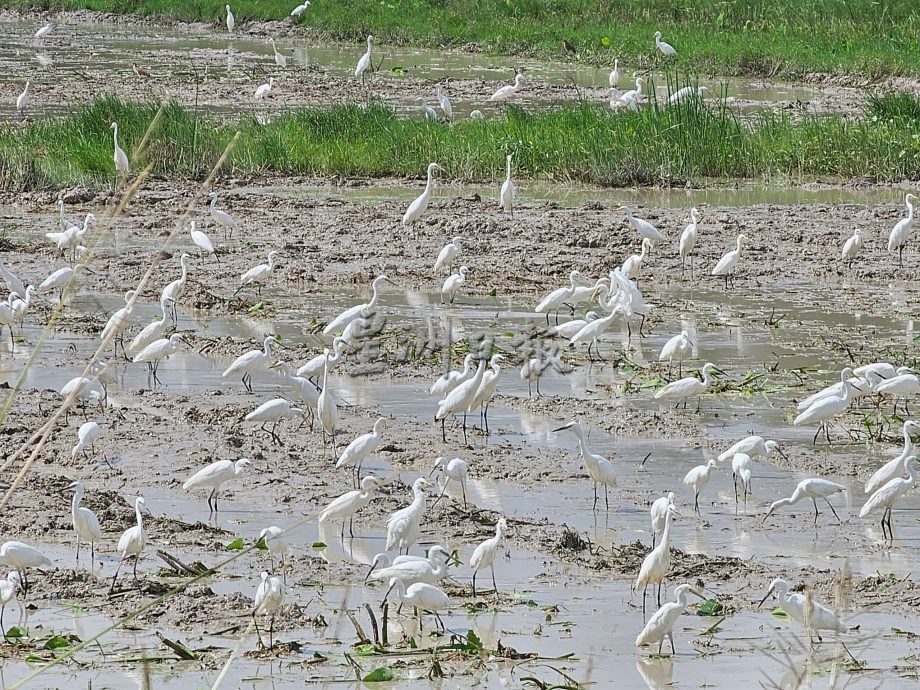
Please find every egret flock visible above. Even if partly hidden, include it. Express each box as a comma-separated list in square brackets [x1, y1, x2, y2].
[2, 8, 920, 686]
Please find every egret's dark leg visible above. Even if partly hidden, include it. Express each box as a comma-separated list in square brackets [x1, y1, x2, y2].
[491, 563, 497, 595]
[824, 498, 841, 523]
[812, 498, 820, 526]
[472, 571, 477, 597]
[604, 484, 609, 512]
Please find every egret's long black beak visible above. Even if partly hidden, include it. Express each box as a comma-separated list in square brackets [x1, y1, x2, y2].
[757, 589, 774, 609]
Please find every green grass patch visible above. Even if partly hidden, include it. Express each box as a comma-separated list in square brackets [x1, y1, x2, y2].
[1, 94, 918, 190]
[7, 0, 920, 77]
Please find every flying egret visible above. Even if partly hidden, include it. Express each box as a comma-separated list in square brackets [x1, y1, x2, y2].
[189, 221, 218, 263]
[223, 336, 276, 392]
[430, 456, 469, 507]
[668, 85, 707, 105]
[355, 35, 374, 83]
[0, 571, 23, 637]
[622, 238, 652, 282]
[110, 122, 129, 178]
[319, 474, 384, 538]
[0, 541, 52, 595]
[290, 2, 310, 18]
[717, 436, 785, 462]
[297, 337, 346, 382]
[553, 422, 617, 511]
[385, 477, 431, 554]
[793, 367, 859, 444]
[430, 353, 475, 397]
[711, 234, 747, 289]
[317, 350, 339, 455]
[683, 459, 719, 515]
[499, 154, 516, 216]
[133, 333, 186, 385]
[758, 578, 846, 641]
[763, 477, 846, 526]
[730, 452, 753, 508]
[636, 583, 704, 654]
[209, 192, 240, 238]
[608, 58, 620, 87]
[71, 420, 100, 461]
[225, 4, 235, 32]
[15, 82, 29, 115]
[887, 193, 916, 268]
[402, 163, 442, 227]
[658, 329, 692, 378]
[654, 30, 677, 57]
[384, 578, 451, 631]
[679, 207, 700, 276]
[469, 517, 507, 596]
[245, 399, 303, 445]
[535, 270, 582, 324]
[650, 491, 675, 548]
[634, 503, 678, 617]
[255, 76, 274, 99]
[654, 362, 721, 411]
[435, 357, 487, 443]
[335, 417, 386, 485]
[470, 353, 505, 433]
[841, 228, 862, 265]
[235, 250, 278, 297]
[435, 83, 452, 120]
[110, 497, 146, 592]
[161, 253, 190, 320]
[417, 97, 438, 122]
[66, 481, 102, 565]
[324, 274, 389, 335]
[859, 455, 918, 541]
[441, 266, 469, 304]
[258, 526, 288, 572]
[253, 571, 285, 648]
[490, 74, 523, 101]
[621, 206, 664, 245]
[865, 420, 920, 494]
[434, 237, 462, 274]
[183, 458, 252, 513]
[269, 38, 287, 68]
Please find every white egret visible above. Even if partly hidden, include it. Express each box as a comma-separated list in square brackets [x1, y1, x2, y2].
[253, 571, 285, 648]
[758, 578, 846, 641]
[429, 456, 469, 507]
[887, 193, 916, 268]
[731, 452, 753, 507]
[608, 58, 620, 87]
[66, 482, 102, 564]
[0, 296, 15, 347]
[634, 503, 677, 616]
[568, 305, 626, 360]
[535, 270, 582, 323]
[717, 436, 785, 462]
[435, 83, 452, 120]
[38, 263, 94, 299]
[520, 356, 553, 396]
[679, 207, 700, 276]
[71, 420, 100, 461]
[223, 336, 276, 392]
[366, 549, 450, 586]
[161, 253, 190, 319]
[469, 109, 484, 119]
[441, 266, 469, 304]
[127, 295, 174, 358]
[841, 228, 862, 265]
[0, 571, 23, 637]
[654, 30, 677, 57]
[133, 333, 186, 384]
[209, 192, 240, 238]
[100, 290, 137, 358]
[182, 458, 252, 512]
[60, 371, 106, 412]
[793, 367, 859, 444]
[763, 477, 846, 526]
[874, 371, 920, 415]
[258, 526, 289, 572]
[796, 368, 875, 410]
[384, 578, 451, 631]
[10, 286, 34, 331]
[430, 353, 475, 397]
[245, 399, 303, 445]
[668, 85, 707, 105]
[658, 329, 692, 378]
[318, 475, 384, 537]
[620, 206, 664, 245]
[234, 250, 279, 297]
[270, 362, 320, 413]
[435, 357, 487, 443]
[290, 2, 310, 18]
[269, 38, 287, 68]
[402, 163, 442, 227]
[110, 497, 146, 592]
[622, 238, 652, 281]
[335, 417, 386, 484]
[614, 77, 644, 109]
[859, 456, 918, 541]
[854, 362, 898, 379]
[654, 362, 721, 411]
[0, 541, 52, 595]
[34, 22, 53, 42]
[417, 97, 438, 122]
[433, 237, 462, 274]
[0, 261, 26, 300]
[650, 491, 675, 548]
[499, 153, 516, 216]
[711, 233, 747, 288]
[470, 353, 505, 433]
[324, 274, 389, 335]
[469, 517, 506, 596]
[297, 338, 346, 382]
[553, 422, 617, 511]
[385, 477, 431, 553]
[355, 35, 374, 83]
[111, 121, 129, 177]
[489, 74, 523, 101]
[15, 82, 29, 114]
[317, 350, 339, 455]
[683, 459, 719, 515]
[254, 76, 274, 99]
[636, 583, 703, 654]
[865, 420, 920, 494]
[549, 311, 599, 339]
[225, 4, 235, 32]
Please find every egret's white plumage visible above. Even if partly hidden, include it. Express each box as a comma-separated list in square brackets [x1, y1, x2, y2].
[384, 578, 451, 628]
[608, 58, 620, 87]
[490, 74, 523, 101]
[253, 571, 285, 647]
[209, 192, 240, 238]
[634, 504, 677, 616]
[111, 121, 129, 176]
[717, 436, 784, 462]
[654, 30, 677, 57]
[402, 163, 442, 226]
[324, 275, 388, 335]
[355, 35, 374, 81]
[16, 81, 29, 114]
[711, 233, 747, 287]
[235, 250, 278, 296]
[841, 228, 862, 263]
[649, 491, 675, 548]
[865, 420, 920, 494]
[499, 154, 516, 215]
[636, 583, 703, 654]
[245, 399, 303, 444]
[71, 421, 100, 461]
[430, 353, 475, 397]
[553, 422, 617, 511]
[621, 206, 664, 245]
[222, 336, 276, 392]
[683, 459, 718, 514]
[433, 237, 462, 274]
[335, 417, 386, 481]
[535, 270, 581, 320]
[318, 475, 383, 535]
[225, 4, 235, 33]
[758, 578, 846, 638]
[66, 482, 102, 564]
[859, 455, 918, 540]
[658, 329, 692, 376]
[668, 85, 706, 105]
[622, 238, 652, 280]
[269, 38, 287, 68]
[385, 477, 430, 553]
[111, 497, 147, 590]
[469, 517, 506, 596]
[430, 456, 470, 507]
[417, 97, 438, 121]
[887, 193, 916, 267]
[0, 540, 52, 594]
[182, 458, 252, 512]
[435, 83, 452, 120]
[290, 2, 310, 17]
[255, 76, 274, 99]
[793, 367, 859, 443]
[763, 477, 846, 526]
[654, 362, 719, 409]
[258, 526, 289, 571]
[679, 207, 700, 274]
[441, 266, 469, 304]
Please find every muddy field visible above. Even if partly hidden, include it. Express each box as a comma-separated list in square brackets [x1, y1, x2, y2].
[2, 9, 920, 690]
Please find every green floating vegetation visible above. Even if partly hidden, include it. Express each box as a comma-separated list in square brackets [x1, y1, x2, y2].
[10, 0, 920, 77]
[1, 94, 918, 191]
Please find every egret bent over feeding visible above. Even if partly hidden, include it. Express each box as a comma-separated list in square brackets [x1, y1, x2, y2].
[763, 477, 846, 526]
[244, 399, 303, 445]
[182, 458, 252, 512]
[758, 578, 846, 641]
[430, 456, 469, 507]
[384, 578, 451, 631]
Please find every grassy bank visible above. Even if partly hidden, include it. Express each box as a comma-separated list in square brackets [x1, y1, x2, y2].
[5, 0, 920, 78]
[0, 95, 918, 191]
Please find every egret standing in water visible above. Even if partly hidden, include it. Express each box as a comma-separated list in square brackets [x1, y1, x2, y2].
[253, 571, 285, 648]
[683, 459, 719, 515]
[859, 455, 918, 541]
[386, 478, 431, 554]
[608, 58, 620, 87]
[222, 335, 276, 393]
[335, 417, 386, 485]
[441, 266, 469, 304]
[319, 474, 384, 538]
[490, 74, 523, 101]
[654, 362, 721, 411]
[654, 30, 677, 57]
[0, 541, 52, 595]
[0, 571, 22, 636]
[182, 458, 252, 513]
[384, 578, 451, 631]
[730, 452, 753, 508]
[269, 38, 287, 68]
[887, 193, 916, 268]
[209, 192, 240, 238]
[679, 207, 700, 277]
[469, 517, 506, 596]
[435, 83, 452, 120]
[763, 477, 846, 526]
[402, 163, 442, 228]
[552, 422, 617, 512]
[658, 329, 692, 378]
[133, 333, 187, 385]
[793, 367, 859, 444]
[323, 274, 389, 335]
[712, 234, 747, 289]
[535, 270, 581, 324]
[234, 251, 279, 297]
[636, 583, 703, 654]
[499, 154, 516, 216]
[429, 456, 469, 507]
[66, 482, 102, 564]
[435, 357, 487, 443]
[717, 436, 785, 462]
[355, 35, 374, 84]
[634, 503, 677, 617]
[758, 578, 846, 642]
[110, 497, 147, 592]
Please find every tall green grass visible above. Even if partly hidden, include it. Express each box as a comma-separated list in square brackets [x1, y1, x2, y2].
[1, 95, 918, 190]
[6, 0, 920, 77]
